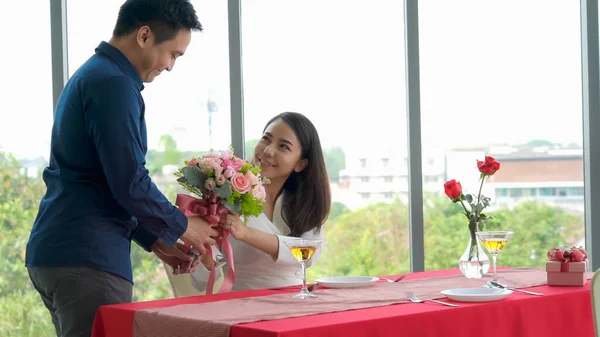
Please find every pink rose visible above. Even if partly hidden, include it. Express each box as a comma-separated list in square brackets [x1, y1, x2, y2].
[223, 167, 235, 179]
[231, 158, 246, 171]
[221, 158, 232, 169]
[252, 185, 266, 201]
[245, 171, 259, 186]
[199, 159, 214, 175]
[221, 149, 234, 161]
[202, 152, 219, 159]
[208, 158, 223, 175]
[187, 158, 198, 167]
[230, 172, 250, 194]
[215, 174, 226, 186]
[205, 178, 216, 190]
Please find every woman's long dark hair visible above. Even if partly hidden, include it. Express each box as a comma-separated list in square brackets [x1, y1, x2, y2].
[263, 112, 331, 237]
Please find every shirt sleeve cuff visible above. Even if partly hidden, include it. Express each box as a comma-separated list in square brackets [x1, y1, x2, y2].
[158, 210, 188, 246]
[275, 235, 293, 263]
[132, 226, 159, 252]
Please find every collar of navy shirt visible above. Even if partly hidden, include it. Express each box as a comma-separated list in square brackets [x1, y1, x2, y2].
[95, 41, 145, 91]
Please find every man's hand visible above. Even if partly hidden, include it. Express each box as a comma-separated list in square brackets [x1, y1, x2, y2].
[151, 239, 200, 275]
[180, 216, 219, 255]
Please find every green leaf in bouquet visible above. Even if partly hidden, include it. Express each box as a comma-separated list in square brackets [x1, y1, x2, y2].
[239, 192, 264, 218]
[181, 166, 206, 189]
[228, 190, 241, 203]
[251, 165, 261, 175]
[213, 181, 233, 199]
[221, 198, 241, 213]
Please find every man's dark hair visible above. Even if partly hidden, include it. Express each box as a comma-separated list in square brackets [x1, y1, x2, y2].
[113, 0, 203, 43]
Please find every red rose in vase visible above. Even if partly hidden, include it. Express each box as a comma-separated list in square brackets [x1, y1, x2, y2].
[444, 156, 502, 279]
[477, 156, 500, 176]
[444, 179, 463, 200]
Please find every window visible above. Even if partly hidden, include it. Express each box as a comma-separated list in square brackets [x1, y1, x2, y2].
[567, 187, 584, 196]
[509, 188, 523, 198]
[66, 0, 231, 301]
[496, 188, 508, 197]
[384, 176, 394, 183]
[1, 5, 53, 163]
[540, 188, 554, 197]
[1, 2, 53, 335]
[242, 0, 409, 280]
[558, 188, 568, 197]
[420, 0, 584, 271]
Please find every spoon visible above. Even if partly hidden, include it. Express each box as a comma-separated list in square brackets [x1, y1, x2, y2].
[381, 275, 406, 283]
[487, 280, 544, 296]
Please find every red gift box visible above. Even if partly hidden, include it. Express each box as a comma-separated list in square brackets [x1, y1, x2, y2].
[546, 260, 588, 287]
[545, 245, 588, 287]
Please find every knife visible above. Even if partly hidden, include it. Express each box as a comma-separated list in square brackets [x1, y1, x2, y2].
[488, 280, 544, 296]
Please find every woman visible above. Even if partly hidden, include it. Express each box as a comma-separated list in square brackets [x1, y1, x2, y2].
[190, 112, 331, 291]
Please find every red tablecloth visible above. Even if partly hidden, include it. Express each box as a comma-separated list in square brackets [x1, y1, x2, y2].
[92, 268, 595, 337]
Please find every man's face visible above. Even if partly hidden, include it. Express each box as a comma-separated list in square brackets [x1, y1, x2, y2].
[136, 27, 192, 83]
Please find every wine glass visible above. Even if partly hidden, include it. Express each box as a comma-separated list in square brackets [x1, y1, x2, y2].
[475, 231, 513, 282]
[283, 238, 323, 299]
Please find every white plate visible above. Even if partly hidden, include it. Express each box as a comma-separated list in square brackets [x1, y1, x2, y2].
[316, 276, 379, 289]
[440, 288, 513, 302]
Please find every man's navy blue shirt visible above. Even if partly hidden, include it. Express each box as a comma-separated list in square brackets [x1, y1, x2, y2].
[25, 42, 188, 283]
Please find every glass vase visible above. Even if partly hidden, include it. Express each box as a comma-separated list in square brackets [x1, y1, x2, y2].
[458, 226, 490, 279]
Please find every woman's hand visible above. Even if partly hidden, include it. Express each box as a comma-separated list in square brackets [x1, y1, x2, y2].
[219, 213, 250, 241]
[200, 251, 215, 270]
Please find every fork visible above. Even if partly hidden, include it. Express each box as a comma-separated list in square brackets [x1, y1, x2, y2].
[405, 292, 459, 307]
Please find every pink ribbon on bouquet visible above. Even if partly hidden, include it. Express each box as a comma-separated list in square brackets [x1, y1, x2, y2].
[175, 194, 235, 294]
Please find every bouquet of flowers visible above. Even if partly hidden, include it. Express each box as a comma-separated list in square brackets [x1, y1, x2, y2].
[175, 148, 268, 222]
[174, 148, 268, 294]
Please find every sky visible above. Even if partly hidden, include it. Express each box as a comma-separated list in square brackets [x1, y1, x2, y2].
[0, 0, 585, 161]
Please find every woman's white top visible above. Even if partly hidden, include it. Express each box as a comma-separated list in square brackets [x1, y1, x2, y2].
[190, 200, 325, 292]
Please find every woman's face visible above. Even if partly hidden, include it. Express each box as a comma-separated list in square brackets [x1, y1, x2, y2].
[253, 119, 307, 182]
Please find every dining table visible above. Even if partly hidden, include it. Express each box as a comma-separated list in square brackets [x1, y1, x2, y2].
[91, 267, 595, 337]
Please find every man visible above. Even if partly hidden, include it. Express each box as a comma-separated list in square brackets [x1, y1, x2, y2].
[25, 1, 217, 336]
